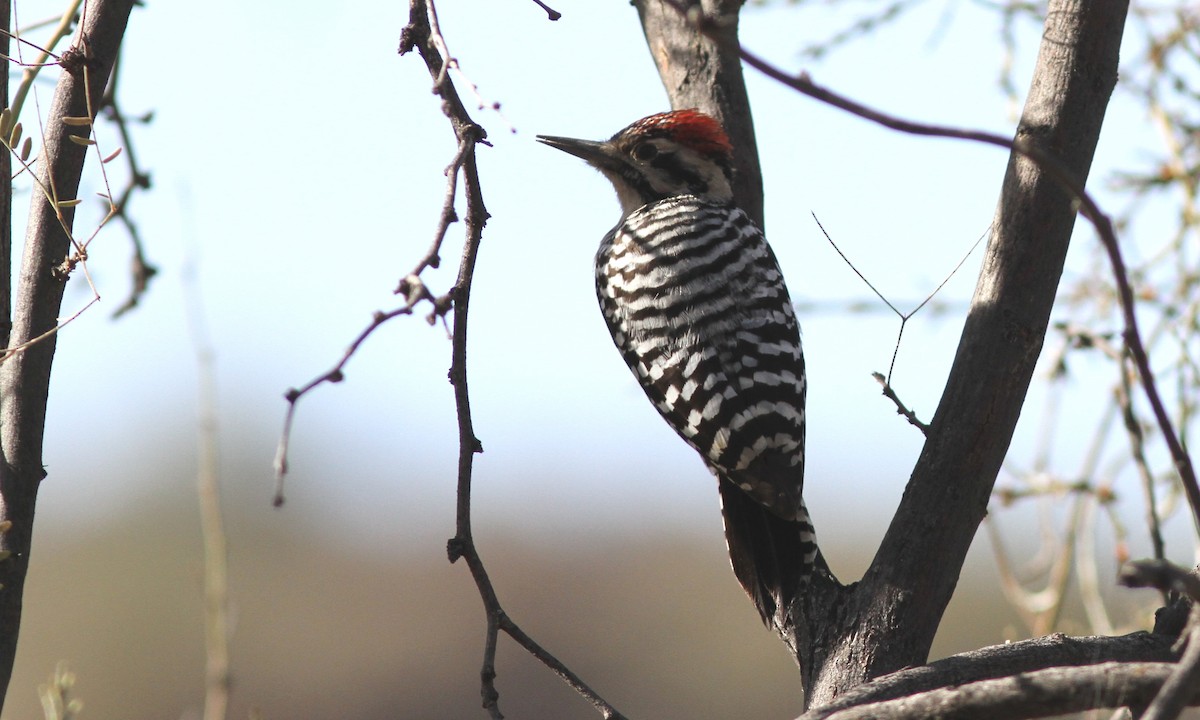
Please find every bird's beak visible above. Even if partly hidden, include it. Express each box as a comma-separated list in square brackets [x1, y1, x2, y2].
[536, 135, 613, 168]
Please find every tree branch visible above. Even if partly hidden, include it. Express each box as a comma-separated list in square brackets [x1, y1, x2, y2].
[101, 52, 157, 319]
[0, 0, 136, 710]
[638, 0, 1134, 706]
[399, 2, 625, 718]
[817, 1, 1128, 701]
[633, 0, 764, 229]
[872, 372, 928, 435]
[801, 631, 1178, 719]
[667, 0, 1200, 538]
[807, 662, 1195, 720]
[0, 0, 10, 352]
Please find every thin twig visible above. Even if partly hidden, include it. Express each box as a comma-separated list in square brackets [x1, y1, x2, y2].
[100, 52, 157, 318]
[273, 116, 477, 496]
[811, 212, 902, 317]
[397, 129, 479, 283]
[530, 0, 561, 21]
[811, 215, 984, 383]
[9, 0, 79, 122]
[421, 0, 513, 130]
[871, 372, 928, 435]
[499, 615, 624, 719]
[272, 304, 417, 504]
[183, 207, 231, 720]
[271, 113, 472, 497]
[1119, 559, 1200, 602]
[402, 1, 625, 715]
[1118, 352, 1169, 573]
[0, 294, 98, 362]
[0, 29, 62, 64]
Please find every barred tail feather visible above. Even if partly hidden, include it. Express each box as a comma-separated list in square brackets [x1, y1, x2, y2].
[718, 477, 817, 627]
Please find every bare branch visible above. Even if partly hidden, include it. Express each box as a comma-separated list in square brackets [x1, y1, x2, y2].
[398, 2, 625, 717]
[1119, 559, 1200, 602]
[183, 224, 231, 720]
[270, 121, 471, 497]
[871, 372, 928, 435]
[808, 662, 1192, 720]
[801, 632, 1181, 720]
[811, 213, 903, 318]
[660, 0, 1200, 537]
[1140, 606, 1200, 720]
[100, 52, 156, 319]
[272, 101, 480, 497]
[272, 304, 416, 503]
[1118, 352, 1169, 570]
[529, 0, 561, 21]
[641, 3, 1200, 707]
[0, 0, 137, 710]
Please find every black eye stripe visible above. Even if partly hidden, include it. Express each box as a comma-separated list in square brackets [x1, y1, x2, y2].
[651, 152, 708, 193]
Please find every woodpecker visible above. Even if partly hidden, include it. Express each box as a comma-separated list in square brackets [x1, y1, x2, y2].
[538, 110, 816, 627]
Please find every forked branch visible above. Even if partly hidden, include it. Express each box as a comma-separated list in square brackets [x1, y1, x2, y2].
[656, 0, 1199, 538]
[393, 1, 628, 718]
[637, 1, 1188, 712]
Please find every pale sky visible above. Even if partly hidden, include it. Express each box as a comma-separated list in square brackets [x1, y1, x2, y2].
[1, 2, 1195, 718]
[22, 0, 1191, 575]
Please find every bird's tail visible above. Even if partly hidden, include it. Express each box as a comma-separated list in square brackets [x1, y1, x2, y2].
[717, 477, 817, 627]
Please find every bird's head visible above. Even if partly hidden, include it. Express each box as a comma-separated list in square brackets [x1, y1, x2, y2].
[537, 109, 735, 217]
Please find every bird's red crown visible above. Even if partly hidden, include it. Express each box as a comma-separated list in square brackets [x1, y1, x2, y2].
[621, 109, 734, 162]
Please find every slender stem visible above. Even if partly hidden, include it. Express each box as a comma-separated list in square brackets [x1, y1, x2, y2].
[9, 0, 79, 121]
[185, 231, 230, 720]
[400, 2, 627, 716]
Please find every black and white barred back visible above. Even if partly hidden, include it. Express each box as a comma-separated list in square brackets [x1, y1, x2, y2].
[598, 196, 817, 622]
[538, 110, 817, 627]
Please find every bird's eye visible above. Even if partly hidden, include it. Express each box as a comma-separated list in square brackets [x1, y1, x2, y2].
[632, 143, 658, 161]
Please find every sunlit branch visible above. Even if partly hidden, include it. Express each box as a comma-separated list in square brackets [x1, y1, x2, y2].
[662, 0, 1200, 554]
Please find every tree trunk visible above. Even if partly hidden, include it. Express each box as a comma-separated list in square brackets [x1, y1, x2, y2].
[635, 0, 1128, 707]
[634, 0, 764, 230]
[0, 0, 136, 709]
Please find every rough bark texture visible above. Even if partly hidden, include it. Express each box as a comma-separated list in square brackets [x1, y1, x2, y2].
[634, 0, 764, 230]
[635, 0, 1129, 709]
[0, 0, 10, 351]
[810, 662, 1194, 720]
[0, 0, 136, 709]
[799, 631, 1180, 719]
[816, 1, 1128, 700]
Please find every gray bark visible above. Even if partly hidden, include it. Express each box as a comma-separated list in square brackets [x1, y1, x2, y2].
[799, 631, 1180, 719]
[0, 0, 137, 710]
[634, 0, 764, 230]
[634, 0, 1129, 709]
[0, 0, 9, 351]
[807, 662, 1193, 720]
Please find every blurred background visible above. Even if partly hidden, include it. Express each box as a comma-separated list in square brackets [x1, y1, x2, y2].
[2, 0, 1197, 718]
